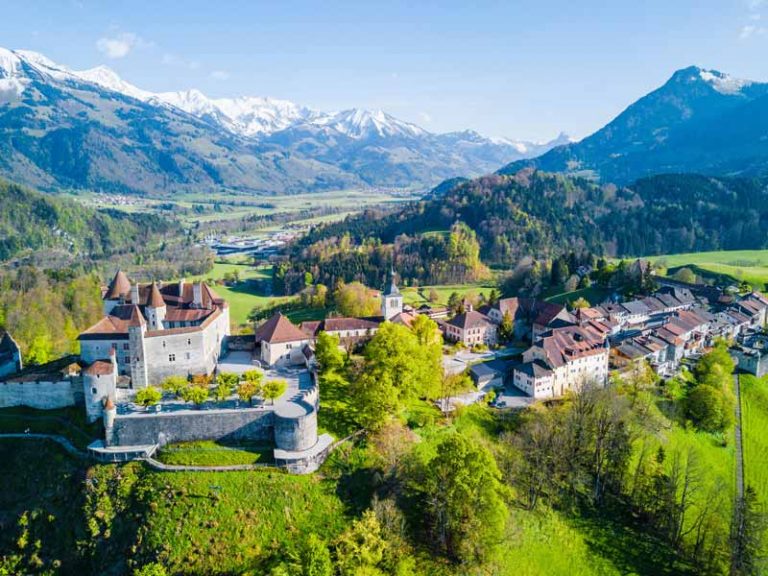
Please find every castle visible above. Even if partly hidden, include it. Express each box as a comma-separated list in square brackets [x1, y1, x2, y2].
[79, 270, 230, 421]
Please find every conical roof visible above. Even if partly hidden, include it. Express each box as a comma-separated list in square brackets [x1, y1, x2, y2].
[148, 282, 165, 308]
[127, 305, 146, 327]
[104, 270, 131, 300]
[383, 267, 400, 297]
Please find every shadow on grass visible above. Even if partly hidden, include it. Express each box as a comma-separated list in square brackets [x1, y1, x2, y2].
[568, 498, 698, 576]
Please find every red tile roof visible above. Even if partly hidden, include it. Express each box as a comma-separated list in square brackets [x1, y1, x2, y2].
[254, 312, 308, 344]
[104, 270, 131, 300]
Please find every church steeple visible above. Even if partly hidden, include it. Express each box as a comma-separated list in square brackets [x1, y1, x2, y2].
[381, 266, 403, 320]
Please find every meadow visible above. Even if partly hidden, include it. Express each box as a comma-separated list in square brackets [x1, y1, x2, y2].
[645, 249, 768, 290]
[740, 374, 768, 552]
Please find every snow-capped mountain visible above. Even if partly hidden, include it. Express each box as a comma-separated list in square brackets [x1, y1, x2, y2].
[501, 65, 768, 183]
[0, 46, 566, 195]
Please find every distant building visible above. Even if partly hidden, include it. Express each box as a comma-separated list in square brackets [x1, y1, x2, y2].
[443, 303, 498, 347]
[0, 331, 22, 378]
[733, 332, 768, 377]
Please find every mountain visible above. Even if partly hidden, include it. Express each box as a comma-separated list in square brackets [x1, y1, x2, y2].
[500, 66, 768, 183]
[277, 170, 768, 292]
[0, 177, 177, 262]
[0, 47, 564, 195]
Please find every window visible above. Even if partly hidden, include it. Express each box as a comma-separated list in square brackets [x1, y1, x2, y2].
[91, 387, 97, 395]
[163, 341, 166, 348]
[169, 354, 176, 362]
[123, 343, 129, 351]
[187, 339, 191, 345]
[186, 352, 191, 360]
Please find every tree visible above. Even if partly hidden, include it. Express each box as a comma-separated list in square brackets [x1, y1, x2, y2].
[133, 564, 168, 576]
[314, 331, 344, 373]
[487, 288, 499, 306]
[447, 292, 461, 314]
[408, 432, 508, 563]
[333, 281, 379, 317]
[237, 380, 261, 406]
[214, 379, 234, 403]
[428, 288, 439, 303]
[673, 267, 697, 284]
[135, 386, 162, 407]
[263, 379, 288, 405]
[572, 296, 590, 309]
[334, 510, 388, 576]
[685, 385, 726, 432]
[181, 385, 209, 408]
[296, 533, 333, 576]
[732, 486, 767, 576]
[161, 375, 188, 398]
[498, 310, 514, 342]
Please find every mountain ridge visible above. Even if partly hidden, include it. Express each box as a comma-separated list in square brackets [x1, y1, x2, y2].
[499, 65, 768, 183]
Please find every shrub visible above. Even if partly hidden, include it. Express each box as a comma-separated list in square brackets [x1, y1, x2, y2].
[135, 386, 162, 407]
[181, 385, 209, 408]
[161, 375, 188, 398]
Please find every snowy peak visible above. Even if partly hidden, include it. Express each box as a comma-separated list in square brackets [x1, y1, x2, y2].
[698, 68, 752, 95]
[78, 65, 154, 101]
[312, 108, 427, 139]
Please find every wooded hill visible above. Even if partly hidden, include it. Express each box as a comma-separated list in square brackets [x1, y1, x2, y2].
[277, 170, 768, 293]
[0, 178, 179, 262]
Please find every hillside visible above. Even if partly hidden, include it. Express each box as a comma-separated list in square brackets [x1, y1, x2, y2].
[0, 178, 177, 261]
[500, 66, 768, 183]
[278, 171, 768, 292]
[0, 48, 564, 195]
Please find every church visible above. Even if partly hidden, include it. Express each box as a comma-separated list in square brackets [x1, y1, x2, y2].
[254, 268, 415, 366]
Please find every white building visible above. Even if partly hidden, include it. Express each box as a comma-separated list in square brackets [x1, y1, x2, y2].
[79, 271, 230, 394]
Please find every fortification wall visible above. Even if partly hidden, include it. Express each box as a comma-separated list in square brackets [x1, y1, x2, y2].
[111, 408, 274, 446]
[0, 379, 78, 409]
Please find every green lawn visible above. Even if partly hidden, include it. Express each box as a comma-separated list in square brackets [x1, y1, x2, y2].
[544, 285, 612, 307]
[741, 374, 768, 554]
[155, 440, 275, 466]
[645, 249, 768, 290]
[401, 282, 498, 307]
[0, 406, 100, 449]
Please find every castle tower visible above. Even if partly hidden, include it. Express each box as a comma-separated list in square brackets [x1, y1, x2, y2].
[146, 282, 166, 331]
[127, 305, 149, 389]
[381, 267, 403, 320]
[103, 270, 131, 315]
[103, 396, 116, 447]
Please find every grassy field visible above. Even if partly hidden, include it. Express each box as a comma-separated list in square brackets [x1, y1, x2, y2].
[0, 406, 100, 449]
[544, 285, 612, 306]
[401, 282, 498, 307]
[645, 249, 768, 290]
[155, 440, 275, 466]
[741, 374, 768, 555]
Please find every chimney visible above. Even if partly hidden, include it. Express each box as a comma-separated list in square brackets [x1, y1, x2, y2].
[131, 283, 140, 305]
[179, 278, 185, 300]
[193, 282, 203, 308]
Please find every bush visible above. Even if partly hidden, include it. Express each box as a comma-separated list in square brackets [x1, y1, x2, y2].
[181, 385, 209, 407]
[161, 375, 188, 398]
[685, 385, 725, 432]
[135, 386, 162, 407]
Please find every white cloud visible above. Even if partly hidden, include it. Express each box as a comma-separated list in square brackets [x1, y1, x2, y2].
[740, 23, 766, 38]
[419, 111, 432, 123]
[210, 70, 230, 80]
[161, 52, 200, 70]
[96, 32, 141, 59]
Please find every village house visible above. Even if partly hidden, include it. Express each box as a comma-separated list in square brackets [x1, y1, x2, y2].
[443, 303, 498, 347]
[732, 331, 768, 377]
[513, 324, 609, 399]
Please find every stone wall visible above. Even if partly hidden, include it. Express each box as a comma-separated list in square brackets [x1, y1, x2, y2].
[110, 408, 274, 446]
[0, 379, 78, 409]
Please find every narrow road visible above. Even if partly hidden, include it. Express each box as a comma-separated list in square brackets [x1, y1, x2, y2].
[734, 373, 745, 503]
[0, 433, 89, 460]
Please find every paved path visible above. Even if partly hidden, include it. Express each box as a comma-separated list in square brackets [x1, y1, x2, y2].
[141, 456, 271, 472]
[0, 433, 89, 460]
[734, 373, 745, 503]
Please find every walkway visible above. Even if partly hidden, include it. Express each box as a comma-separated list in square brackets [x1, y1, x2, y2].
[141, 456, 271, 472]
[0, 433, 89, 460]
[734, 373, 745, 503]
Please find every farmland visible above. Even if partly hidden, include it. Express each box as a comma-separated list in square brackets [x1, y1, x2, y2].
[645, 249, 768, 291]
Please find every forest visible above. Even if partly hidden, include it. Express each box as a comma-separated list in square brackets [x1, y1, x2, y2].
[276, 171, 768, 294]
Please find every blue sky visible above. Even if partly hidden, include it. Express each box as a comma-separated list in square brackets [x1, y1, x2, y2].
[2, 0, 766, 140]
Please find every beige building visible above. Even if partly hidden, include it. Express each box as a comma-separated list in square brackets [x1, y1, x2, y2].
[514, 325, 609, 399]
